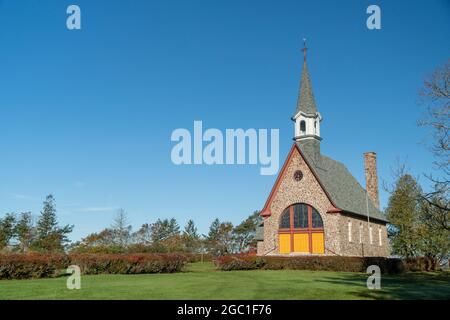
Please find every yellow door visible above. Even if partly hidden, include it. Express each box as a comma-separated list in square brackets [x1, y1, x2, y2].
[293, 233, 309, 253]
[279, 234, 291, 253]
[311, 233, 325, 254]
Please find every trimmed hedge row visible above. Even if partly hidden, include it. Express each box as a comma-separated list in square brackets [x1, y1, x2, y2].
[214, 255, 419, 274]
[0, 253, 188, 280]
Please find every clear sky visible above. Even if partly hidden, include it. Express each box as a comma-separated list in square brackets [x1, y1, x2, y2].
[0, 0, 449, 241]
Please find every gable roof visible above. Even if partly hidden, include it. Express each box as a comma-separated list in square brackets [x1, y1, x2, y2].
[260, 143, 387, 223]
[296, 142, 387, 222]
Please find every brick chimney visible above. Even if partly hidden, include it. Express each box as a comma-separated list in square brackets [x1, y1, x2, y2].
[364, 152, 379, 209]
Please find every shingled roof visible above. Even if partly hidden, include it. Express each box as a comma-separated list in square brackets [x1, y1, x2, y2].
[293, 60, 317, 117]
[297, 142, 388, 222]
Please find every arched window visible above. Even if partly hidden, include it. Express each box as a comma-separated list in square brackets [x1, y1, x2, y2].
[278, 203, 325, 254]
[300, 120, 306, 133]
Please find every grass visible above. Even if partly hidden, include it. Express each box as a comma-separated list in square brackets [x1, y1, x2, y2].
[0, 262, 449, 300]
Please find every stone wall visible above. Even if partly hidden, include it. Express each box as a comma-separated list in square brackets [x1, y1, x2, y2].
[258, 148, 341, 255]
[337, 213, 389, 257]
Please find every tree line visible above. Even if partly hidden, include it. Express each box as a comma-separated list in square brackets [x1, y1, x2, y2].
[71, 209, 261, 255]
[0, 195, 261, 255]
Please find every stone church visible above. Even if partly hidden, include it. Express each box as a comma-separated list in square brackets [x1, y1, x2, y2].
[256, 48, 389, 257]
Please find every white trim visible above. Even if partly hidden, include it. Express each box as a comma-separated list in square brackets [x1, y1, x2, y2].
[359, 223, 363, 244]
[378, 227, 382, 246]
[348, 220, 352, 242]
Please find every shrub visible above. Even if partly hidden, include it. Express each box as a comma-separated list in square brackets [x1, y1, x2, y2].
[0, 253, 69, 280]
[404, 257, 437, 271]
[215, 254, 265, 271]
[0, 253, 187, 279]
[215, 255, 406, 274]
[68, 253, 188, 275]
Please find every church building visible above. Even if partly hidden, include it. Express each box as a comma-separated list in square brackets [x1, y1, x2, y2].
[256, 46, 389, 257]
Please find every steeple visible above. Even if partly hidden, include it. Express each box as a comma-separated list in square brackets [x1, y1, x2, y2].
[292, 39, 322, 161]
[294, 39, 317, 116]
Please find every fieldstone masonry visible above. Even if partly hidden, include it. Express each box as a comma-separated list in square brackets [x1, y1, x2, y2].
[257, 147, 389, 257]
[364, 152, 380, 209]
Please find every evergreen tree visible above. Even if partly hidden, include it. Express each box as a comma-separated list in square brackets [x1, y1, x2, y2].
[386, 174, 423, 258]
[150, 218, 180, 242]
[207, 218, 220, 241]
[0, 213, 16, 250]
[206, 218, 233, 256]
[183, 219, 200, 252]
[14, 212, 33, 252]
[34, 194, 73, 252]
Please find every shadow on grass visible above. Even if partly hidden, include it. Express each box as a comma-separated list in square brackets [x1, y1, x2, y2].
[315, 271, 450, 300]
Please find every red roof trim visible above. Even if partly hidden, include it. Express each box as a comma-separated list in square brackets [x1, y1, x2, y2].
[260, 143, 341, 217]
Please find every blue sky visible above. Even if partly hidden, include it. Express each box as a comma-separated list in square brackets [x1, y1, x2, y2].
[0, 0, 449, 241]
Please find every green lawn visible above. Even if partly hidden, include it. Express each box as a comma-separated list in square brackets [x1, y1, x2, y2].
[0, 262, 449, 300]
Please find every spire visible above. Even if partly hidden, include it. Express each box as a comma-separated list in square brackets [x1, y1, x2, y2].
[293, 39, 317, 117]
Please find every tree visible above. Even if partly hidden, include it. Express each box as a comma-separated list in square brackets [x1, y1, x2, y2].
[0, 213, 16, 250]
[233, 211, 261, 253]
[418, 59, 449, 172]
[205, 218, 234, 256]
[183, 219, 200, 252]
[385, 174, 423, 258]
[132, 223, 152, 245]
[111, 208, 132, 247]
[150, 218, 180, 243]
[14, 212, 33, 252]
[418, 59, 450, 232]
[34, 194, 73, 252]
[206, 218, 220, 241]
[216, 222, 234, 255]
[418, 197, 450, 265]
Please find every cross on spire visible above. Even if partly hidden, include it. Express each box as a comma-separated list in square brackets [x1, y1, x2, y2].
[302, 38, 307, 62]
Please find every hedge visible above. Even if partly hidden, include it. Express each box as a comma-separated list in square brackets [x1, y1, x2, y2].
[214, 255, 419, 274]
[0, 253, 188, 280]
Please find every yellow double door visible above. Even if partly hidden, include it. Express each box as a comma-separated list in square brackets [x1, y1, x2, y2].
[279, 232, 324, 254]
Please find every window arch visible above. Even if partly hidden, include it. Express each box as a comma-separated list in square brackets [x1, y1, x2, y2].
[278, 203, 324, 254]
[300, 120, 306, 133]
[279, 203, 323, 230]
